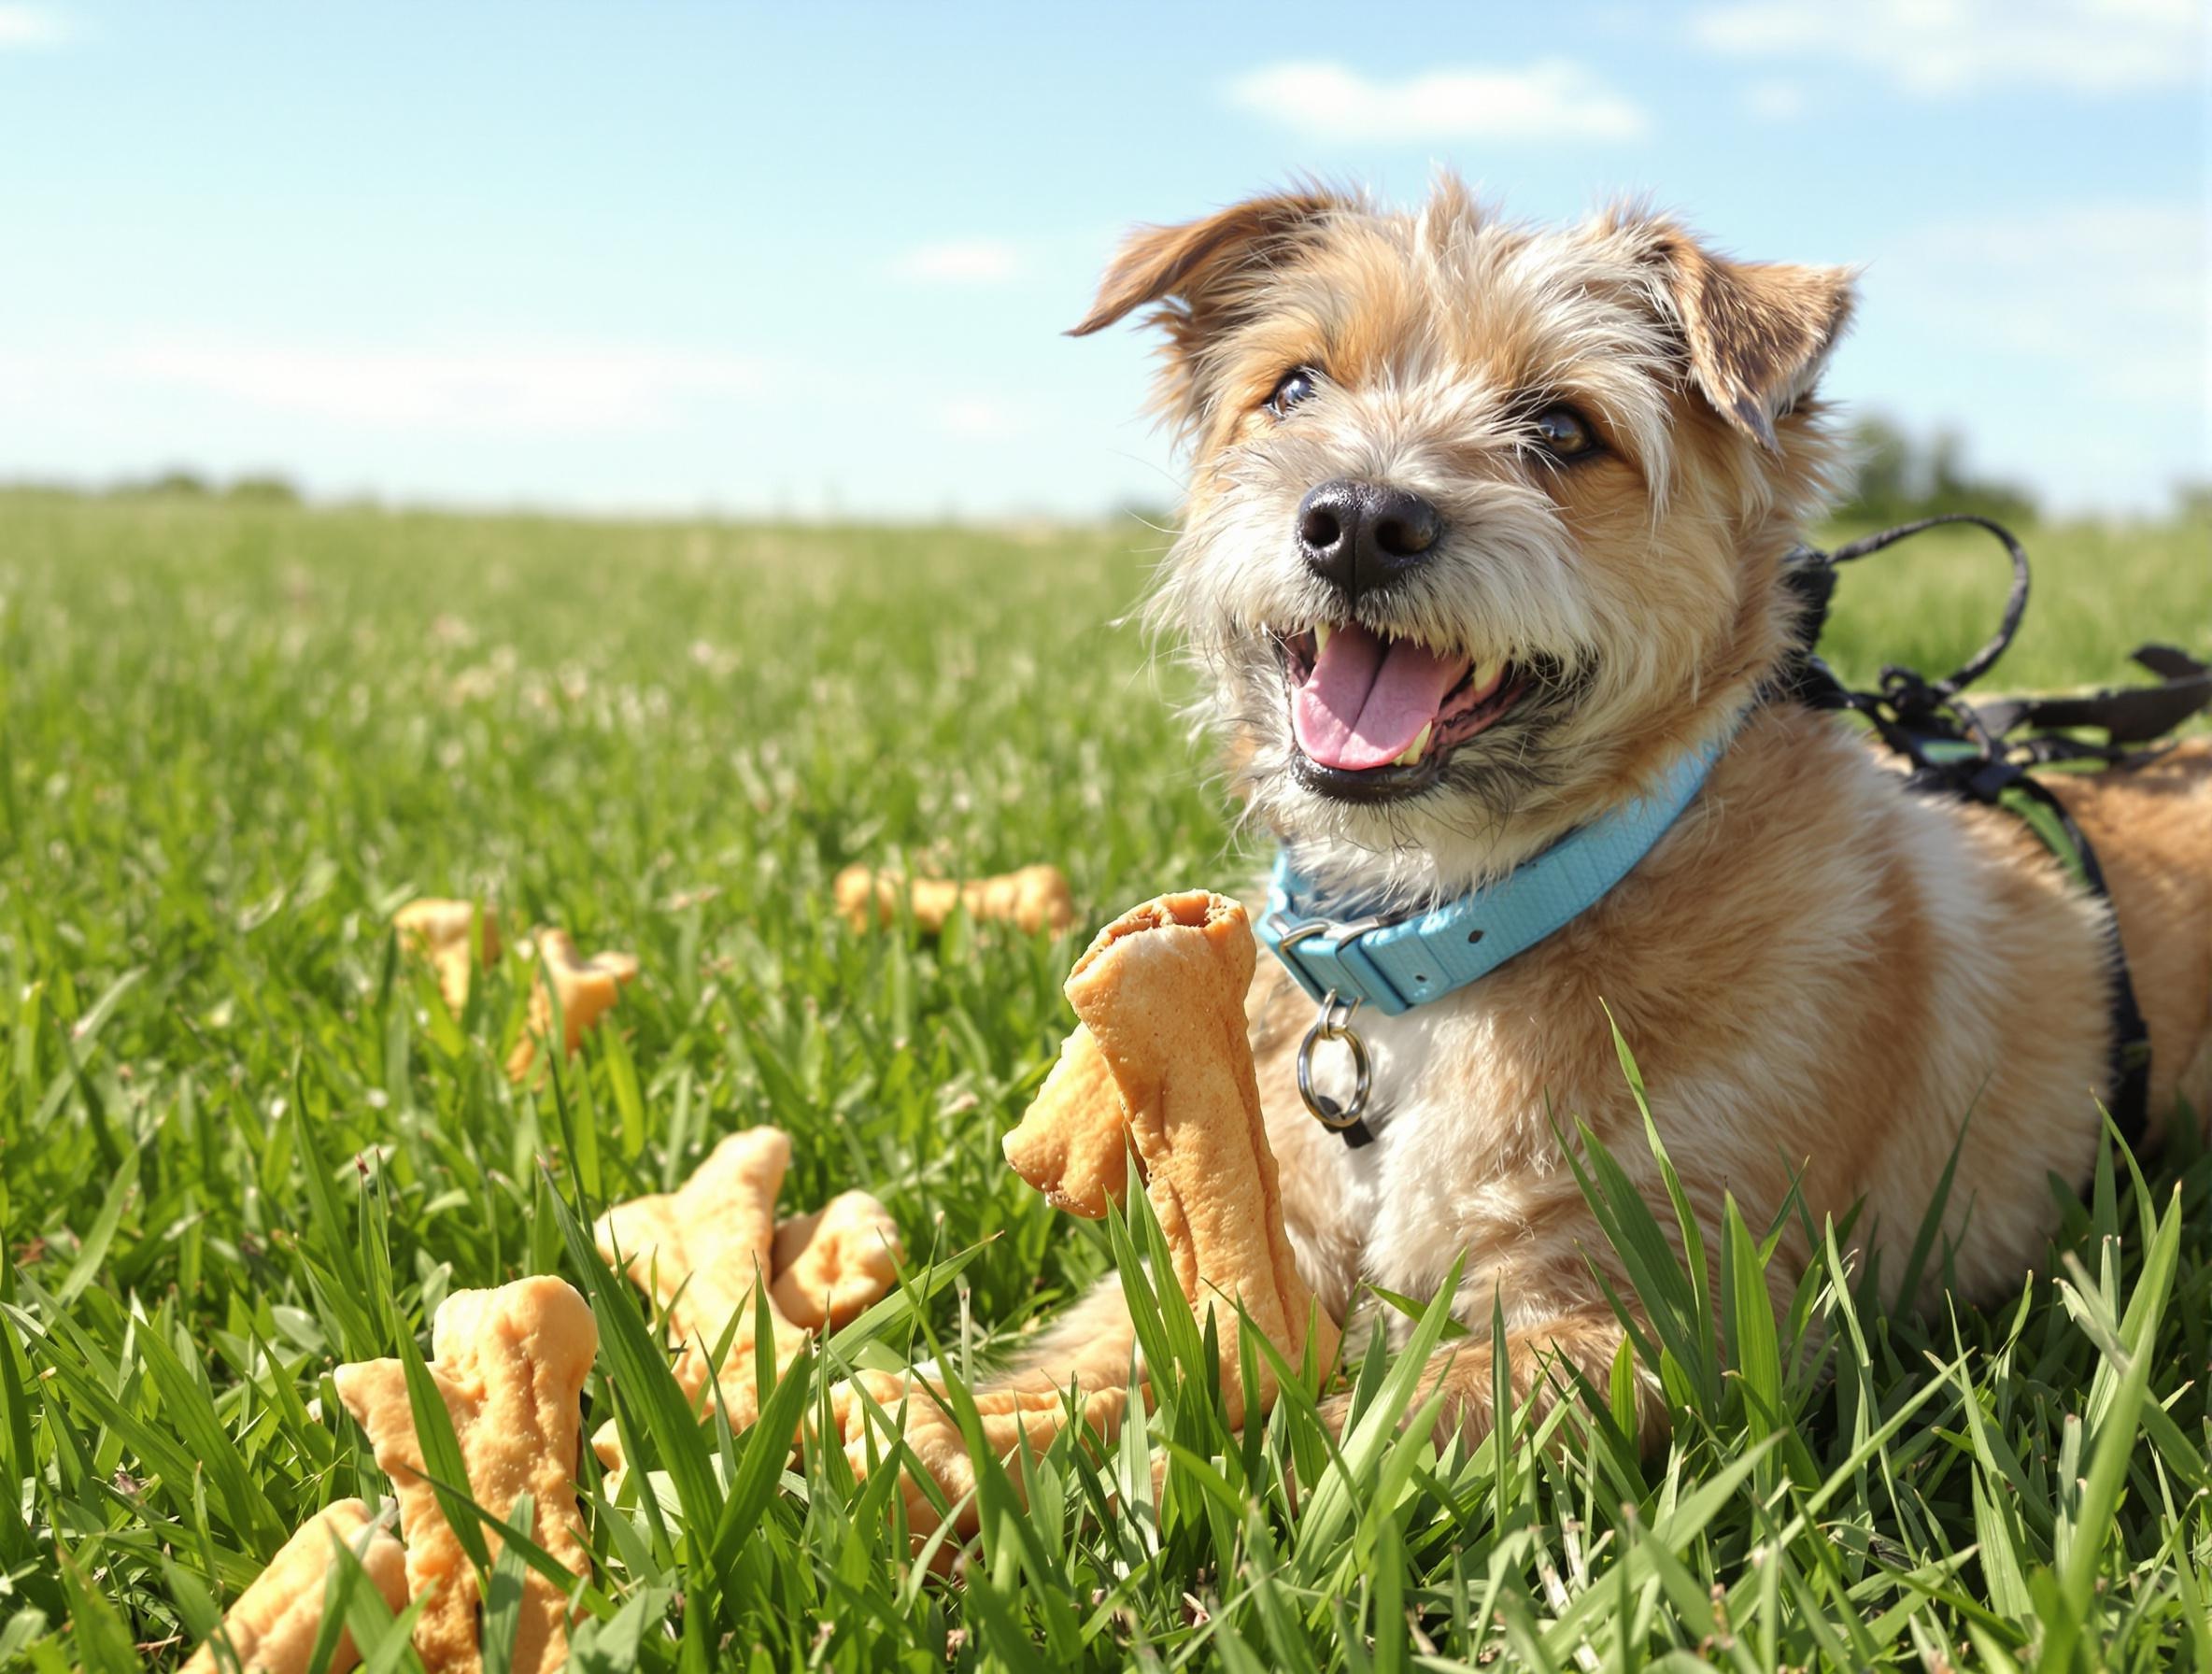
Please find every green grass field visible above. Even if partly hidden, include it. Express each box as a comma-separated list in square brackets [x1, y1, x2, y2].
[1, 489, 2207, 1671]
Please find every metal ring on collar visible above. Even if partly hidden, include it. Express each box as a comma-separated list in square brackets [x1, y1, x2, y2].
[1296, 989, 1371, 1132]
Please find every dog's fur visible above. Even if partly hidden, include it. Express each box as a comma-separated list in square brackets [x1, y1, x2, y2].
[1002, 181, 2212, 1450]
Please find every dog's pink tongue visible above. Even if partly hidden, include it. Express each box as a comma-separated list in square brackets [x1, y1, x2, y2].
[1292, 626, 1471, 771]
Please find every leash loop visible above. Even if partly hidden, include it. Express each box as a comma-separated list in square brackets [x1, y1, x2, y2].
[1825, 512, 2031, 700]
[1296, 988, 1374, 1147]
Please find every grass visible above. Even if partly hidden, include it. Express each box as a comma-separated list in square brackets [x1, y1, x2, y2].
[0, 487, 2206, 1671]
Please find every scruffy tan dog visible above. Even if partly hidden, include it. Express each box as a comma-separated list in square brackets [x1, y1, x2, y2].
[985, 181, 2212, 1452]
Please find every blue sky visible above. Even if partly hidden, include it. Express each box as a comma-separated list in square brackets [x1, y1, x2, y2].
[0, 1, 2203, 518]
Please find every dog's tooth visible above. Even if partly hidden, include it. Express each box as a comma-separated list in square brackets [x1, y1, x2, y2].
[1313, 622, 1332, 654]
[1471, 657, 1501, 691]
[1395, 722, 1433, 767]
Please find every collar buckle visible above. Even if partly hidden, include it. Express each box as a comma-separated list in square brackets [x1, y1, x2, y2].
[1262, 898, 1413, 1015]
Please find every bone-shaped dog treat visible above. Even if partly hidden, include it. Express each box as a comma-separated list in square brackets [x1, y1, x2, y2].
[1000, 1023, 1127, 1218]
[830, 1373, 1129, 1537]
[505, 929, 639, 1083]
[1006, 890, 1338, 1427]
[589, 1128, 812, 1468]
[333, 1278, 598, 1674]
[182, 1498, 408, 1674]
[393, 899, 502, 1013]
[770, 1189, 904, 1330]
[844, 893, 1334, 1536]
[834, 863, 1075, 937]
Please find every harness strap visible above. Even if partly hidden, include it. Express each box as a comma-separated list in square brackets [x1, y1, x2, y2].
[1777, 516, 2208, 1170]
[1974, 645, 2212, 750]
[1997, 773, 2153, 1148]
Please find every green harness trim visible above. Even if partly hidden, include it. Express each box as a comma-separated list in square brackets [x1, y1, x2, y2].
[1999, 785, 2091, 889]
[1918, 738, 2091, 887]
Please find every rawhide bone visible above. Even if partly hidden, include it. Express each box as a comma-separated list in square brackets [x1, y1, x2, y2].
[333, 1278, 597, 1674]
[181, 1498, 407, 1674]
[830, 1369, 1127, 1535]
[1003, 890, 1338, 1426]
[841, 891, 1335, 1535]
[771, 1188, 903, 1330]
[590, 1128, 902, 1470]
[393, 898, 502, 1013]
[591, 1128, 801, 1458]
[999, 1023, 1126, 1217]
[505, 929, 638, 1083]
[834, 862, 1074, 936]
[822, 1362, 1132, 1530]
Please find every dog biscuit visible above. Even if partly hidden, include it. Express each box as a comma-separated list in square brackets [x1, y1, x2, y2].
[393, 899, 502, 1013]
[1009, 890, 1337, 1426]
[834, 863, 1074, 936]
[181, 1498, 407, 1674]
[829, 1373, 1128, 1537]
[769, 1189, 904, 1330]
[333, 1277, 598, 1674]
[592, 1135, 906, 1474]
[505, 929, 639, 1083]
[590, 1128, 811, 1465]
[860, 892, 1332, 1530]
[999, 1022, 1129, 1218]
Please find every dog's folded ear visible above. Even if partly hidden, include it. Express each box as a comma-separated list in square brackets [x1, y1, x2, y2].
[1068, 190, 1342, 338]
[1636, 225, 1857, 452]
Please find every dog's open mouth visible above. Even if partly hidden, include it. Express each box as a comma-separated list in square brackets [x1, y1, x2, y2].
[1276, 623, 1527, 787]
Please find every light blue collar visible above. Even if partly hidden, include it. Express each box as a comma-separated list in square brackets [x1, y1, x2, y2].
[1259, 733, 1728, 1016]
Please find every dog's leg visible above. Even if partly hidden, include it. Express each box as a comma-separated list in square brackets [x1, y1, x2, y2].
[1319, 1308, 1666, 1454]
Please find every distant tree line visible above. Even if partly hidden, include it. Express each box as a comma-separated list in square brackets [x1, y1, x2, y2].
[1832, 416, 2037, 526]
[112, 469, 303, 505]
[0, 469, 304, 504]
[13, 442, 2208, 528]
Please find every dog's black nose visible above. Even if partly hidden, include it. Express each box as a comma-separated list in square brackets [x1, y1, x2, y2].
[1296, 479, 1442, 600]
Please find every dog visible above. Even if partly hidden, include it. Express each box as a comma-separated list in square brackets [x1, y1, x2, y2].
[986, 180, 2212, 1453]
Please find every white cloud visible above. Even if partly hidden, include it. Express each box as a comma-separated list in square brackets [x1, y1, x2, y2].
[1743, 78, 1806, 121]
[0, 4, 72, 47]
[1879, 203, 2205, 404]
[1224, 59, 1650, 144]
[117, 338, 769, 431]
[891, 239, 1023, 286]
[1693, 0, 2205, 95]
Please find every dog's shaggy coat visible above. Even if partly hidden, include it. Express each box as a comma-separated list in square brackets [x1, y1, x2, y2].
[1002, 182, 2212, 1449]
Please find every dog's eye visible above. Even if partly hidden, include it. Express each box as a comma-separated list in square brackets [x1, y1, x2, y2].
[1531, 405, 1597, 459]
[1267, 367, 1320, 416]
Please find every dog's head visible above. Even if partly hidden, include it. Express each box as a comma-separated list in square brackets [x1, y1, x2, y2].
[1075, 180, 1854, 901]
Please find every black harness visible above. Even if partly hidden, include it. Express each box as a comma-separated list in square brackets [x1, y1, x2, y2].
[1774, 513, 2212, 1164]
